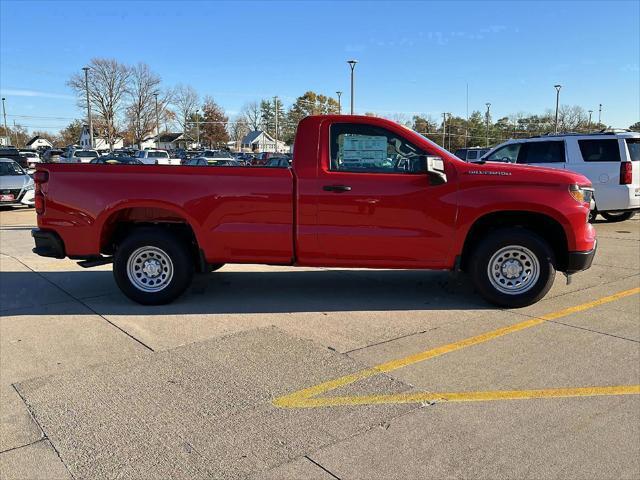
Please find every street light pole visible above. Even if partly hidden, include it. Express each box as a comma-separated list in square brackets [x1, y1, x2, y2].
[195, 109, 200, 148]
[598, 103, 602, 125]
[347, 60, 358, 115]
[82, 67, 94, 148]
[554, 84, 562, 134]
[1, 97, 9, 146]
[441, 112, 447, 147]
[154, 92, 160, 149]
[485, 103, 491, 147]
[588, 110, 593, 129]
[273, 96, 279, 153]
[336, 91, 342, 114]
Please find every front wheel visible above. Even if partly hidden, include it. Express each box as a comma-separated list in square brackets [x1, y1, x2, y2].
[470, 228, 555, 308]
[600, 211, 635, 222]
[113, 228, 194, 305]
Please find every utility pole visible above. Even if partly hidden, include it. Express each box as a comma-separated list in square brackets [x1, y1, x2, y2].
[347, 60, 358, 115]
[588, 110, 593, 129]
[82, 67, 94, 148]
[1, 97, 9, 146]
[154, 92, 160, 149]
[336, 91, 342, 114]
[195, 109, 200, 148]
[273, 96, 279, 153]
[485, 103, 491, 147]
[598, 103, 602, 125]
[554, 84, 562, 134]
[441, 112, 447, 147]
[447, 114, 452, 151]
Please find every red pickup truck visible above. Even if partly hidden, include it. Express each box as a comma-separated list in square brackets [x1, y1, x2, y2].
[32, 115, 596, 307]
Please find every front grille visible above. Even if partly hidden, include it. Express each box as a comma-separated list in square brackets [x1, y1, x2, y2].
[0, 188, 23, 200]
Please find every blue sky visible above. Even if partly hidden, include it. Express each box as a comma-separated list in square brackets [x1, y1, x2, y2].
[1, 0, 638, 133]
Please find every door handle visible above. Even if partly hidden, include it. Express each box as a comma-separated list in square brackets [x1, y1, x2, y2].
[323, 185, 352, 192]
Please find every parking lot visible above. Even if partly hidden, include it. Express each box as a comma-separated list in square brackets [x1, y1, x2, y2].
[0, 206, 638, 479]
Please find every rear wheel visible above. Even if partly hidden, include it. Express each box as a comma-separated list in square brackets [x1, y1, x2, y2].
[600, 211, 635, 222]
[470, 228, 555, 308]
[113, 228, 194, 305]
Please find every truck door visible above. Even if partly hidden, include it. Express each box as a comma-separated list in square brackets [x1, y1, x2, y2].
[310, 121, 458, 268]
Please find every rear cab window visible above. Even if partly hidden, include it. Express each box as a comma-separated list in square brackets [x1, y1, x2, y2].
[578, 139, 621, 162]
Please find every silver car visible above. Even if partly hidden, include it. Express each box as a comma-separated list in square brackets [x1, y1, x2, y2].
[0, 158, 35, 207]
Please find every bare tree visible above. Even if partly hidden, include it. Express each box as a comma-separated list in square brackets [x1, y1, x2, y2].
[172, 84, 199, 133]
[228, 117, 250, 151]
[68, 58, 131, 149]
[126, 63, 161, 148]
[241, 101, 262, 131]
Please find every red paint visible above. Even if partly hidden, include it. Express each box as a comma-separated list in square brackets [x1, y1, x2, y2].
[36, 115, 596, 268]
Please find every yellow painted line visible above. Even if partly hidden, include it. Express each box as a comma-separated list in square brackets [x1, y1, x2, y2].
[275, 385, 640, 408]
[274, 287, 640, 408]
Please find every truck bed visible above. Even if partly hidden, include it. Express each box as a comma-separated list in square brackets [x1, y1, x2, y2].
[37, 163, 295, 264]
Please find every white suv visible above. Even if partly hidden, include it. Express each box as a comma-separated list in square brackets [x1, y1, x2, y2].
[135, 149, 181, 165]
[480, 131, 640, 222]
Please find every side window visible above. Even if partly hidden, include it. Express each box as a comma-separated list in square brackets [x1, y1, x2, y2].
[519, 141, 565, 164]
[626, 139, 640, 161]
[330, 123, 426, 174]
[467, 150, 478, 160]
[578, 139, 621, 162]
[486, 144, 520, 163]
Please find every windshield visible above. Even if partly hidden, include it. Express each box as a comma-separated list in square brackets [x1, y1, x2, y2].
[148, 151, 169, 158]
[0, 161, 26, 176]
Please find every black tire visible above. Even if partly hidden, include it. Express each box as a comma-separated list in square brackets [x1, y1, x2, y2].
[113, 228, 194, 305]
[469, 228, 555, 308]
[600, 211, 635, 222]
[209, 263, 225, 272]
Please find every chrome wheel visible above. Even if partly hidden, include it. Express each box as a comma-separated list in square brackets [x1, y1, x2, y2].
[487, 245, 540, 295]
[126, 246, 174, 292]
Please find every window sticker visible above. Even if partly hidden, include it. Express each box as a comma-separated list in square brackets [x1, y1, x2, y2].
[340, 134, 387, 165]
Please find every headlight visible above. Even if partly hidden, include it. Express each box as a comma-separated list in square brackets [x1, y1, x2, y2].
[24, 182, 35, 191]
[569, 184, 593, 205]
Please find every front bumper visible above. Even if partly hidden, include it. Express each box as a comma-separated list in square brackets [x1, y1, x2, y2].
[32, 229, 66, 259]
[565, 240, 597, 274]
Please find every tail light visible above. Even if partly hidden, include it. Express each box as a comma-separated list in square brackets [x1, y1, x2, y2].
[620, 162, 632, 185]
[34, 170, 48, 214]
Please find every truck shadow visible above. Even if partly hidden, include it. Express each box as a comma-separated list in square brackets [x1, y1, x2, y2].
[1, 268, 491, 316]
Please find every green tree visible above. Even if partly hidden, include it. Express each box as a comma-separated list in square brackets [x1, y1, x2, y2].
[283, 91, 339, 143]
[200, 96, 229, 148]
[58, 120, 84, 146]
[629, 121, 640, 132]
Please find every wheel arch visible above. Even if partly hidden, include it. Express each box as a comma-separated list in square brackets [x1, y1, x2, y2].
[460, 210, 570, 272]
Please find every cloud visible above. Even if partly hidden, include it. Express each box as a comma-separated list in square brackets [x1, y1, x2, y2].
[0, 89, 75, 100]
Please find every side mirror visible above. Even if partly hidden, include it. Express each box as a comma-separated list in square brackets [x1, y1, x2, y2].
[425, 155, 447, 184]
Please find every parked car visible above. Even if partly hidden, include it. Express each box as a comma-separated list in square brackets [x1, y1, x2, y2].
[19, 150, 41, 169]
[89, 154, 143, 165]
[135, 149, 181, 165]
[41, 149, 66, 163]
[263, 156, 291, 168]
[251, 152, 280, 165]
[65, 148, 100, 163]
[184, 157, 243, 166]
[0, 158, 35, 207]
[201, 150, 234, 161]
[32, 115, 597, 308]
[454, 147, 490, 162]
[479, 131, 639, 222]
[0, 148, 28, 169]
